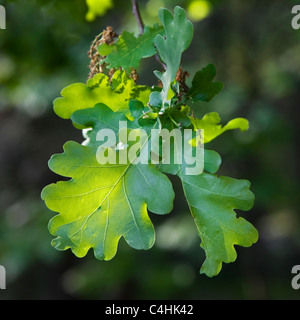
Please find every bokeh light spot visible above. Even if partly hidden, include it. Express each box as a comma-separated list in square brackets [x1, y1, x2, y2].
[187, 0, 212, 21]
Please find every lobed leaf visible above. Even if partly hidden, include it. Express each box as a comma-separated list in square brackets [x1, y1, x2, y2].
[71, 102, 157, 147]
[180, 169, 258, 277]
[41, 6, 258, 277]
[41, 140, 174, 260]
[188, 64, 223, 102]
[151, 6, 193, 109]
[98, 25, 164, 70]
[156, 115, 257, 277]
[191, 112, 249, 143]
[53, 70, 151, 120]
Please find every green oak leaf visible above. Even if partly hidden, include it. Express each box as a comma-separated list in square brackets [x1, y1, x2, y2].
[71, 103, 137, 147]
[42, 103, 173, 260]
[71, 101, 157, 147]
[188, 64, 224, 102]
[41, 139, 175, 260]
[179, 169, 258, 277]
[157, 132, 222, 176]
[98, 25, 164, 70]
[169, 109, 192, 128]
[152, 6, 193, 109]
[191, 112, 249, 143]
[152, 111, 221, 175]
[41, 5, 257, 278]
[158, 147, 222, 177]
[53, 70, 151, 120]
[156, 116, 257, 277]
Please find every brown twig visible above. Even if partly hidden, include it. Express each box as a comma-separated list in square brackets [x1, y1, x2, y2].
[155, 54, 167, 71]
[132, 0, 144, 35]
[131, 0, 166, 71]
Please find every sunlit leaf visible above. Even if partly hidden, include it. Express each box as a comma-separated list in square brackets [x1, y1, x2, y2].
[41, 129, 174, 260]
[41, 6, 258, 278]
[191, 112, 249, 143]
[53, 70, 151, 120]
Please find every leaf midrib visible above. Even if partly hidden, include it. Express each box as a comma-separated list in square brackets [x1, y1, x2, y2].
[65, 127, 155, 246]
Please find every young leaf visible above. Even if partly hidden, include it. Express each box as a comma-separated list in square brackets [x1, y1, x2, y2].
[188, 64, 224, 102]
[152, 6, 193, 109]
[191, 112, 249, 143]
[179, 170, 258, 277]
[53, 70, 151, 120]
[98, 25, 164, 70]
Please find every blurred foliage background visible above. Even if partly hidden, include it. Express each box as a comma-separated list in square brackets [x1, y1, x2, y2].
[0, 0, 300, 300]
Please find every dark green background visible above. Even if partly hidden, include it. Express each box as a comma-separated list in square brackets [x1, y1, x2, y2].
[0, 0, 300, 299]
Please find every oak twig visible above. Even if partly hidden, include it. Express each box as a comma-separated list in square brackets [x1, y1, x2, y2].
[131, 0, 166, 71]
[132, 0, 144, 35]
